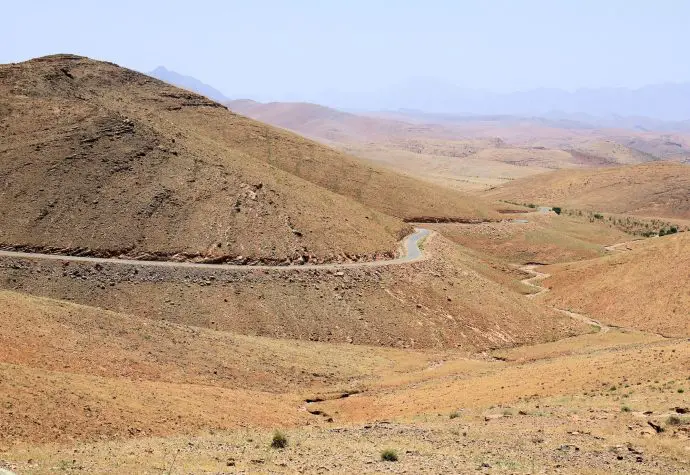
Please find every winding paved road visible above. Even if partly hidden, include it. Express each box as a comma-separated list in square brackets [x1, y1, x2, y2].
[0, 228, 431, 271]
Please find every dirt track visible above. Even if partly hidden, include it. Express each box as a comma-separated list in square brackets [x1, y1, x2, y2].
[519, 264, 611, 333]
[603, 238, 645, 252]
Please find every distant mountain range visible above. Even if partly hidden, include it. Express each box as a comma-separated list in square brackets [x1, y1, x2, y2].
[146, 67, 690, 124]
[339, 79, 690, 123]
[148, 66, 228, 102]
[374, 108, 690, 133]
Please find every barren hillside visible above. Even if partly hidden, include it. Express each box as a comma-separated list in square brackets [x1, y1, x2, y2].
[0, 232, 583, 351]
[2, 289, 688, 474]
[226, 99, 457, 144]
[569, 140, 658, 166]
[0, 55, 496, 263]
[228, 100, 690, 195]
[427, 212, 632, 265]
[2, 56, 689, 475]
[486, 162, 690, 219]
[542, 232, 690, 337]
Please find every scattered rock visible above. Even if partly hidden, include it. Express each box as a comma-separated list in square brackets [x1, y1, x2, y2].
[647, 420, 664, 433]
[627, 445, 643, 455]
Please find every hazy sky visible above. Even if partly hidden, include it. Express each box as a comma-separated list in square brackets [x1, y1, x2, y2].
[4, 0, 689, 100]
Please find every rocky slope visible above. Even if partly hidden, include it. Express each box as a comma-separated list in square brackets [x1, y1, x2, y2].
[0, 55, 496, 262]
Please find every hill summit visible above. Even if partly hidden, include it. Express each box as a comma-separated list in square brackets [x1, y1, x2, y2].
[0, 55, 497, 263]
[1, 55, 400, 263]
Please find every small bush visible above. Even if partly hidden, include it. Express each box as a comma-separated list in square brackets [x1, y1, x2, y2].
[271, 430, 288, 449]
[678, 388, 685, 393]
[449, 411, 460, 419]
[381, 449, 398, 462]
[594, 213, 604, 220]
[667, 415, 683, 426]
[621, 406, 632, 412]
[552, 207, 562, 215]
[527, 203, 537, 209]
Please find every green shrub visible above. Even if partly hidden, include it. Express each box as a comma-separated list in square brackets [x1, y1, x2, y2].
[271, 430, 288, 449]
[552, 207, 562, 215]
[593, 213, 604, 220]
[621, 405, 632, 412]
[381, 449, 398, 462]
[449, 411, 460, 419]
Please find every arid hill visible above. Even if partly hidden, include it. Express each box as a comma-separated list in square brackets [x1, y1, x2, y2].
[228, 100, 690, 193]
[0, 231, 583, 351]
[426, 212, 632, 265]
[541, 232, 690, 337]
[225, 99, 458, 144]
[3, 56, 690, 475]
[485, 162, 690, 219]
[227, 100, 574, 190]
[569, 140, 658, 166]
[2, 288, 688, 474]
[0, 55, 496, 262]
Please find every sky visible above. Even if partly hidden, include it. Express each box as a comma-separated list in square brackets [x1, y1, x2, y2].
[4, 0, 690, 104]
